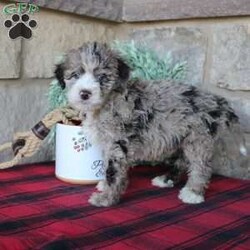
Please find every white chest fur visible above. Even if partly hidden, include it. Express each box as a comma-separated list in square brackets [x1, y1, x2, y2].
[82, 109, 121, 152]
[82, 112, 100, 146]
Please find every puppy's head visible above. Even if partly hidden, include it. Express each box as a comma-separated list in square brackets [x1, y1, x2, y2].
[54, 42, 130, 112]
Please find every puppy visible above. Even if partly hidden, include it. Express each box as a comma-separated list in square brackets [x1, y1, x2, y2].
[55, 42, 249, 206]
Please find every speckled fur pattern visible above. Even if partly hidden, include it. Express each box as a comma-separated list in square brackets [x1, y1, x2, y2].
[55, 42, 249, 206]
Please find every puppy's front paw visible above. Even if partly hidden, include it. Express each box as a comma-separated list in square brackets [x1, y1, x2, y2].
[88, 192, 118, 207]
[96, 180, 107, 192]
[178, 187, 204, 204]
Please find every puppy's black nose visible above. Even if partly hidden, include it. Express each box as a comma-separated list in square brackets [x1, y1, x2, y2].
[80, 90, 92, 100]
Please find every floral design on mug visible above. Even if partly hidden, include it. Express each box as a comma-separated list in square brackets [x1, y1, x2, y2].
[91, 160, 105, 178]
[72, 131, 92, 153]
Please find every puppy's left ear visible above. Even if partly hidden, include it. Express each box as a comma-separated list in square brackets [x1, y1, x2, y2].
[117, 58, 130, 83]
[114, 58, 130, 93]
[54, 63, 66, 89]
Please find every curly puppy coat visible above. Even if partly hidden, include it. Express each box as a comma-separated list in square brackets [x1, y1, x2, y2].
[55, 42, 249, 207]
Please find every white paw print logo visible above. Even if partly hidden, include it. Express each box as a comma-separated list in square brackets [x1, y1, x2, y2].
[72, 131, 92, 153]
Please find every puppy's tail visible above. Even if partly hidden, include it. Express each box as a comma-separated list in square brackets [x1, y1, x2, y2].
[239, 144, 248, 156]
[212, 124, 250, 179]
[230, 124, 248, 157]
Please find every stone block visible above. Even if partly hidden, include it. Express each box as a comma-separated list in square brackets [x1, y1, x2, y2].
[123, 0, 250, 22]
[210, 24, 250, 91]
[230, 97, 250, 133]
[0, 79, 54, 165]
[16, 0, 123, 22]
[0, 3, 21, 78]
[22, 10, 116, 78]
[130, 27, 207, 86]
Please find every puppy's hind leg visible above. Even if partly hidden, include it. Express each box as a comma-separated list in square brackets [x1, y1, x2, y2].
[152, 163, 184, 188]
[89, 141, 129, 207]
[178, 136, 213, 204]
[152, 152, 187, 188]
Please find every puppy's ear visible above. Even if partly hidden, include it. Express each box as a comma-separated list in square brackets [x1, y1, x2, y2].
[117, 58, 130, 83]
[54, 63, 66, 89]
[114, 58, 130, 93]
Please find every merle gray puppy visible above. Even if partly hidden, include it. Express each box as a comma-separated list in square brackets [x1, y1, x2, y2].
[55, 42, 249, 207]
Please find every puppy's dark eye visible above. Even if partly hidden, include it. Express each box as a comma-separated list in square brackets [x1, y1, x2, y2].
[98, 74, 108, 84]
[67, 68, 85, 80]
[70, 72, 81, 79]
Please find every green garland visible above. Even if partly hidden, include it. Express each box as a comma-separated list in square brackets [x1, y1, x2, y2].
[112, 40, 186, 81]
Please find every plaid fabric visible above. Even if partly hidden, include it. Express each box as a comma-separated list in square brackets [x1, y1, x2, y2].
[0, 163, 249, 250]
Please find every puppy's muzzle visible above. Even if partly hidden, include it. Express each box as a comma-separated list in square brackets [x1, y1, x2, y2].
[80, 90, 92, 101]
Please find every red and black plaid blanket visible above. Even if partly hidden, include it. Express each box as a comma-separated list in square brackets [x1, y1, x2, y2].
[0, 163, 249, 250]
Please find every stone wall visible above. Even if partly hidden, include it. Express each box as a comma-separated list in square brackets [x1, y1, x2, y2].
[0, 0, 249, 165]
[0, 1, 117, 164]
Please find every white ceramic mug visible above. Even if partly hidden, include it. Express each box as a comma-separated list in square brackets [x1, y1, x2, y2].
[55, 123, 104, 184]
